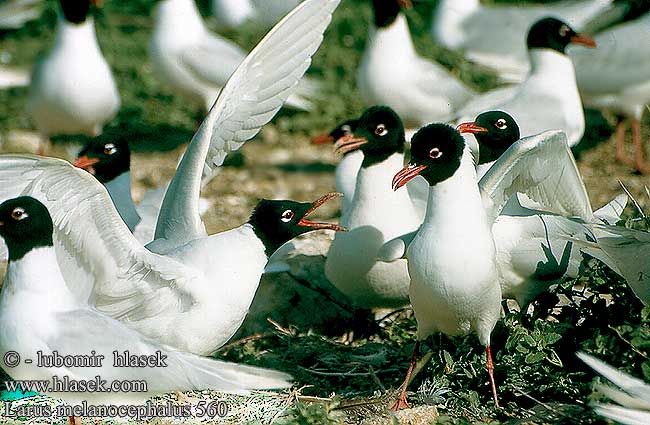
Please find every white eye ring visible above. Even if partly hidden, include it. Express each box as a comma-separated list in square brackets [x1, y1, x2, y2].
[11, 207, 28, 221]
[104, 143, 116, 155]
[559, 25, 569, 37]
[375, 124, 388, 137]
[495, 119, 507, 130]
[429, 148, 443, 159]
[281, 210, 294, 223]
[341, 125, 352, 135]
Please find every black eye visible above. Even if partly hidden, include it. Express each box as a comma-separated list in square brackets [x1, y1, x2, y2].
[375, 124, 388, 137]
[429, 148, 443, 159]
[11, 207, 28, 221]
[341, 125, 352, 135]
[281, 210, 294, 223]
[559, 25, 569, 37]
[495, 119, 507, 130]
[104, 143, 117, 155]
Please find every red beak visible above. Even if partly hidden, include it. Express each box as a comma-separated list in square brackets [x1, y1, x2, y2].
[392, 163, 428, 191]
[570, 34, 597, 48]
[334, 135, 368, 155]
[73, 156, 100, 170]
[456, 122, 488, 135]
[298, 192, 347, 232]
[312, 133, 335, 145]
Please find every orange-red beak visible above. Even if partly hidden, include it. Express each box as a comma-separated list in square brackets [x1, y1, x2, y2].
[90, 0, 103, 7]
[392, 163, 427, 191]
[456, 122, 488, 135]
[298, 192, 347, 232]
[312, 133, 335, 145]
[334, 135, 368, 155]
[570, 34, 596, 48]
[74, 156, 100, 170]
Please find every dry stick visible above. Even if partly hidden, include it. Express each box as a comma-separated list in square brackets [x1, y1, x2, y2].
[608, 325, 650, 361]
[619, 181, 646, 219]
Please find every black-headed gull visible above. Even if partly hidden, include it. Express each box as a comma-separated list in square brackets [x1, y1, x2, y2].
[357, 0, 475, 129]
[570, 12, 650, 173]
[391, 124, 502, 408]
[324, 106, 422, 309]
[0, 0, 342, 356]
[453, 17, 596, 148]
[430, 0, 613, 82]
[27, 0, 120, 153]
[0, 196, 292, 407]
[150, 0, 320, 112]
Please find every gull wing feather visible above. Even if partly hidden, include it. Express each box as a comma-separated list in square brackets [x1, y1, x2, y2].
[478, 130, 592, 224]
[0, 155, 200, 319]
[154, 0, 340, 246]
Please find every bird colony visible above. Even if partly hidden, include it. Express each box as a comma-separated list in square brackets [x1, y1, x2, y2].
[0, 0, 649, 423]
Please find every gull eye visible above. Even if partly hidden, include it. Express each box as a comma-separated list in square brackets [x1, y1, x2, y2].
[281, 210, 295, 223]
[11, 207, 28, 221]
[429, 148, 443, 159]
[375, 124, 388, 137]
[495, 118, 507, 130]
[559, 25, 569, 37]
[104, 143, 117, 155]
[341, 125, 352, 135]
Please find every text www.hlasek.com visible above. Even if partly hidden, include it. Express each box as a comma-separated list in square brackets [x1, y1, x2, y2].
[5, 376, 147, 394]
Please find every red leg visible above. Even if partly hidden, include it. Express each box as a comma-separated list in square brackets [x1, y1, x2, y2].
[486, 345, 500, 408]
[615, 116, 633, 165]
[391, 340, 420, 411]
[632, 119, 650, 174]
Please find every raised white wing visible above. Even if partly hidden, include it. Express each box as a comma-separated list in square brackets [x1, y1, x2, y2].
[155, 0, 340, 246]
[478, 130, 593, 224]
[0, 155, 200, 318]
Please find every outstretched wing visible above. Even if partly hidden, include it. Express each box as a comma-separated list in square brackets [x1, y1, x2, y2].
[155, 0, 340, 246]
[0, 155, 200, 318]
[478, 130, 593, 224]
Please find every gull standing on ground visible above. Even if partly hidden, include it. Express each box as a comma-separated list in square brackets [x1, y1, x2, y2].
[27, 0, 120, 153]
[569, 12, 650, 173]
[0, 0, 342, 356]
[211, 0, 302, 30]
[324, 106, 422, 309]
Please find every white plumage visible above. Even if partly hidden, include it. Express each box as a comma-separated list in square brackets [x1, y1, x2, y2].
[27, 5, 120, 146]
[431, 0, 613, 82]
[0, 0, 340, 355]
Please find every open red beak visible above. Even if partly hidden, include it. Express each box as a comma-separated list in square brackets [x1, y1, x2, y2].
[570, 34, 596, 48]
[298, 192, 347, 232]
[456, 122, 488, 135]
[73, 156, 100, 170]
[392, 163, 428, 191]
[334, 135, 368, 155]
[312, 133, 335, 145]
